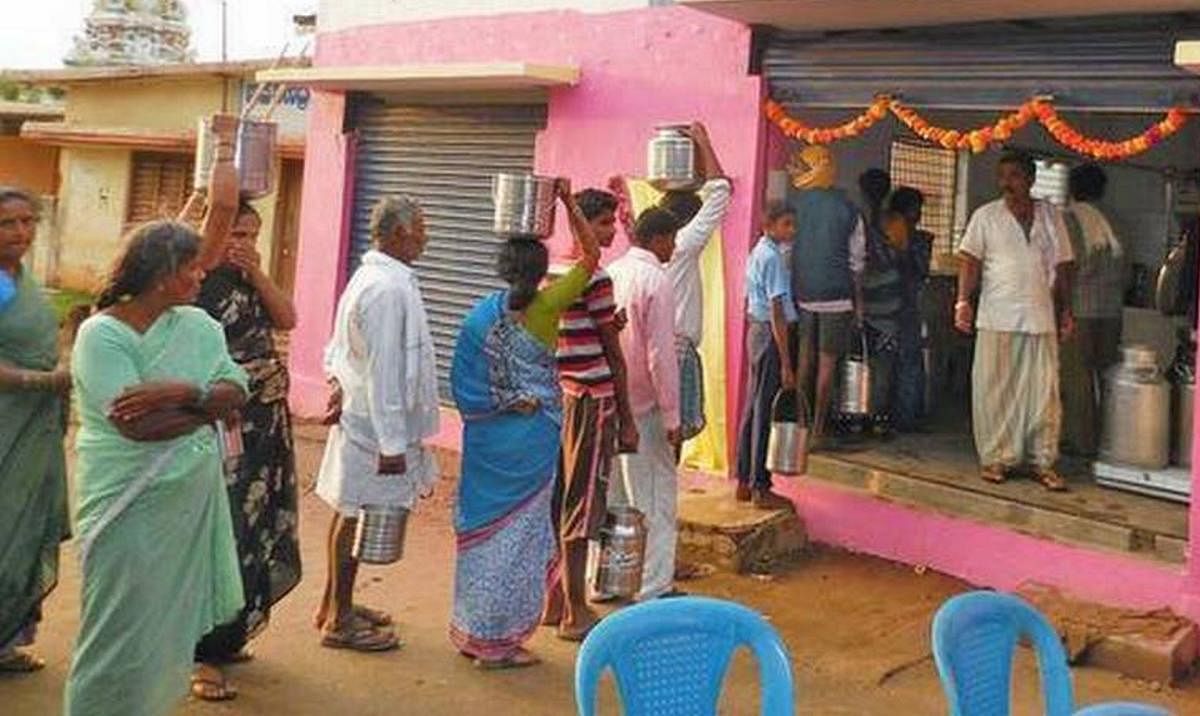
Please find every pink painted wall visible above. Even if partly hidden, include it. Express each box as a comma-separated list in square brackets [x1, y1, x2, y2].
[289, 6, 766, 447]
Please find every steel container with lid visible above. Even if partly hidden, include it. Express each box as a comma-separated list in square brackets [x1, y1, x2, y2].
[591, 506, 647, 599]
[766, 389, 809, 476]
[646, 125, 699, 191]
[352, 504, 409, 565]
[194, 117, 277, 199]
[1100, 345, 1170, 469]
[491, 173, 557, 239]
[838, 333, 872, 416]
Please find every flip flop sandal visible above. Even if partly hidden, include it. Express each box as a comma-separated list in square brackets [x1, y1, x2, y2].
[980, 465, 1007, 484]
[1035, 469, 1068, 492]
[475, 650, 541, 670]
[352, 604, 393, 627]
[557, 617, 603, 642]
[0, 652, 44, 673]
[320, 623, 401, 652]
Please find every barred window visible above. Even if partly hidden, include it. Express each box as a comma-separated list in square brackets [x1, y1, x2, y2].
[889, 140, 958, 257]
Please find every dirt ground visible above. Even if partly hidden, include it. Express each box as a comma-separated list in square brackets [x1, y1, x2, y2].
[2, 427, 1197, 715]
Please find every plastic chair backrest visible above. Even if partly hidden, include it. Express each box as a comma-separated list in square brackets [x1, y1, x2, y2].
[1073, 703, 1172, 716]
[574, 596, 795, 716]
[932, 591, 1075, 716]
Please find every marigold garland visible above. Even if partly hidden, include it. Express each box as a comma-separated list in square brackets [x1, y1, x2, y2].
[763, 96, 1190, 161]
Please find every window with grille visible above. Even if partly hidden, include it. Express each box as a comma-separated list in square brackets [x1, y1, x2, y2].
[126, 152, 195, 230]
[888, 140, 958, 257]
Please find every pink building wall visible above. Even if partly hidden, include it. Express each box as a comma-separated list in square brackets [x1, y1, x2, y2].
[288, 4, 1200, 619]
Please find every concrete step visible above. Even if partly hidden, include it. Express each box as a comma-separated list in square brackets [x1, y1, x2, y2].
[677, 482, 807, 575]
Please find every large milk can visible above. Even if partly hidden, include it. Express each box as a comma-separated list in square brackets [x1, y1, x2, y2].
[591, 506, 647, 599]
[1100, 345, 1171, 470]
[839, 333, 872, 416]
[491, 173, 557, 239]
[194, 117, 277, 199]
[646, 125, 699, 191]
[1175, 371, 1195, 468]
[352, 504, 410, 565]
[767, 389, 809, 476]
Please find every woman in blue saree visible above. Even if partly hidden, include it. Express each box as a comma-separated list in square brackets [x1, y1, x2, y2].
[449, 182, 598, 669]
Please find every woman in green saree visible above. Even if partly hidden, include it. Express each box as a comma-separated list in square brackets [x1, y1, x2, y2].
[0, 187, 72, 674]
[64, 116, 247, 716]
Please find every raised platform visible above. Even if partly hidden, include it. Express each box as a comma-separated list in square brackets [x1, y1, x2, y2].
[805, 431, 1189, 566]
[676, 483, 807, 574]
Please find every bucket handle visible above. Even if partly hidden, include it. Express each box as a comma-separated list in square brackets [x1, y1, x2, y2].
[771, 388, 809, 425]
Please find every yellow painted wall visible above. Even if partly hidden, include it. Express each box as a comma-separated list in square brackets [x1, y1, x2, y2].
[55, 147, 131, 292]
[66, 78, 238, 133]
[0, 137, 58, 194]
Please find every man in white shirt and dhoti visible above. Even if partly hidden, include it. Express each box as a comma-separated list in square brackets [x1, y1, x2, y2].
[314, 195, 440, 651]
[955, 150, 1074, 491]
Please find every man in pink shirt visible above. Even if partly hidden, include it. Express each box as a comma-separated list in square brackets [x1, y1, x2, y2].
[605, 206, 683, 600]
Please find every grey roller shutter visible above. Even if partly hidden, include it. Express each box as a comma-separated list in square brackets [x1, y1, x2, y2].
[348, 101, 547, 399]
[763, 15, 1200, 110]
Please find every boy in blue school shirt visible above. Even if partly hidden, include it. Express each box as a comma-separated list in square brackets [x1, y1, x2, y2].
[735, 201, 798, 509]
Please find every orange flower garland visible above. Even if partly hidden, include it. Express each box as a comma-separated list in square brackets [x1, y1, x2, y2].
[764, 96, 1190, 161]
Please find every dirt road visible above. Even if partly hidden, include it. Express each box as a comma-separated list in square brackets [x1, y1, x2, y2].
[2, 427, 1194, 715]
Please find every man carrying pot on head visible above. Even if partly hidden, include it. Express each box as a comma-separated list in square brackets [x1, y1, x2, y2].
[314, 195, 440, 651]
[657, 122, 732, 451]
[956, 150, 1074, 491]
[786, 145, 866, 449]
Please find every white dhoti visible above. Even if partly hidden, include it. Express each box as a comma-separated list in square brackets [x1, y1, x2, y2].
[972, 330, 1061, 470]
[316, 412, 438, 517]
[611, 409, 678, 600]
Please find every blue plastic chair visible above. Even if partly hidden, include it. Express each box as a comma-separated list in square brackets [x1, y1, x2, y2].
[932, 591, 1076, 716]
[1073, 704, 1172, 716]
[574, 596, 795, 716]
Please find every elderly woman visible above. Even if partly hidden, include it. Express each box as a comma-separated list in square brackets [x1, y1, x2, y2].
[64, 117, 247, 716]
[449, 181, 598, 669]
[0, 187, 72, 674]
[191, 200, 301, 692]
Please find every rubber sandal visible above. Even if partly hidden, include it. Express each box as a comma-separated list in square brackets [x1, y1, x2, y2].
[1035, 469, 1068, 492]
[0, 652, 44, 673]
[980, 465, 1007, 484]
[557, 616, 602, 642]
[320, 622, 401, 652]
[190, 668, 237, 702]
[352, 604, 393, 627]
[475, 649, 540, 670]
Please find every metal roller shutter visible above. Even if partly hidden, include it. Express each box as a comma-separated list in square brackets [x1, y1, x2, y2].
[763, 15, 1200, 111]
[348, 101, 547, 399]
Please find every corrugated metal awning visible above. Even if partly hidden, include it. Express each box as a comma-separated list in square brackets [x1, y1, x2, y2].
[256, 62, 579, 94]
[763, 16, 1200, 110]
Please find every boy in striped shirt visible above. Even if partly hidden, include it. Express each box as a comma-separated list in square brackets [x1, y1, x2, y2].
[541, 189, 637, 640]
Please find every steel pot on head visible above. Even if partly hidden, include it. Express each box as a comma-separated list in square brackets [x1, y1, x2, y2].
[492, 173, 557, 239]
[647, 124, 700, 192]
[194, 117, 277, 200]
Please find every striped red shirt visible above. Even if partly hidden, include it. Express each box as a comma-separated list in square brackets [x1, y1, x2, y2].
[552, 265, 616, 397]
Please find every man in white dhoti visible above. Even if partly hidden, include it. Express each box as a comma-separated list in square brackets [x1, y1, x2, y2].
[314, 195, 440, 651]
[955, 150, 1074, 491]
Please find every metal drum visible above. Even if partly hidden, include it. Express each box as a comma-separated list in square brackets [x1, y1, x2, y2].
[839, 333, 872, 416]
[591, 506, 647, 599]
[646, 124, 699, 191]
[352, 504, 409, 565]
[766, 389, 808, 476]
[1100, 345, 1171, 470]
[194, 117, 277, 199]
[1175, 374, 1194, 467]
[492, 173, 557, 239]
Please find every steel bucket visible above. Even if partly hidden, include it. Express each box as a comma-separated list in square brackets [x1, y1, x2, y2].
[492, 173, 557, 239]
[591, 506, 646, 599]
[839, 333, 871, 416]
[647, 124, 699, 192]
[352, 504, 409, 565]
[766, 389, 809, 476]
[194, 117, 277, 199]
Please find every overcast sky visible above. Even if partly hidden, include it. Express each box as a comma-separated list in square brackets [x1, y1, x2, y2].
[0, 0, 316, 70]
